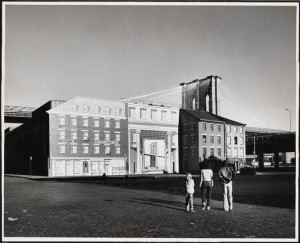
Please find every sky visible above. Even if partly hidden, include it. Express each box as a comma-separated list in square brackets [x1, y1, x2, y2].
[3, 3, 298, 131]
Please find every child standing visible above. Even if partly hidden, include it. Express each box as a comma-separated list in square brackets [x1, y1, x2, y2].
[185, 173, 195, 213]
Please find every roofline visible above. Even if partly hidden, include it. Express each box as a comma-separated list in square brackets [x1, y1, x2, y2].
[181, 109, 225, 123]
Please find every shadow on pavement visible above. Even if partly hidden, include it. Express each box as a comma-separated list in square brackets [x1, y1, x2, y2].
[129, 197, 185, 212]
[64, 174, 296, 210]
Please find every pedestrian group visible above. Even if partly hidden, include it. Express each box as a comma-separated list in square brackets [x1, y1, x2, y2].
[185, 160, 236, 212]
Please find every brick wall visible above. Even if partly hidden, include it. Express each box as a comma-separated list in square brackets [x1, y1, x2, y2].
[49, 114, 128, 158]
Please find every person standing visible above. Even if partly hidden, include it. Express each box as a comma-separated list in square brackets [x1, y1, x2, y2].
[219, 160, 236, 211]
[185, 173, 195, 212]
[199, 163, 214, 210]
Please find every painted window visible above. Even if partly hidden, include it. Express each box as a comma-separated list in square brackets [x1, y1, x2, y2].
[83, 131, 89, 140]
[71, 145, 77, 153]
[239, 137, 244, 145]
[140, 108, 146, 119]
[240, 148, 244, 157]
[71, 131, 77, 140]
[83, 118, 88, 127]
[94, 120, 99, 127]
[233, 126, 237, 133]
[115, 146, 120, 154]
[59, 130, 65, 140]
[203, 147, 207, 156]
[234, 148, 238, 157]
[172, 134, 176, 146]
[105, 106, 110, 115]
[151, 110, 157, 120]
[228, 148, 232, 157]
[171, 112, 176, 122]
[115, 120, 120, 129]
[105, 145, 111, 154]
[227, 125, 231, 133]
[217, 148, 221, 157]
[83, 146, 89, 154]
[94, 146, 100, 154]
[105, 120, 110, 128]
[227, 136, 231, 145]
[94, 105, 100, 114]
[129, 107, 135, 118]
[59, 117, 65, 126]
[240, 127, 243, 133]
[105, 132, 110, 141]
[59, 144, 65, 153]
[132, 132, 137, 143]
[94, 132, 99, 140]
[115, 107, 121, 116]
[161, 111, 167, 121]
[71, 117, 77, 126]
[115, 133, 120, 141]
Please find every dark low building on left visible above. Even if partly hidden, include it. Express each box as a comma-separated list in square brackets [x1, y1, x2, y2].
[5, 100, 65, 175]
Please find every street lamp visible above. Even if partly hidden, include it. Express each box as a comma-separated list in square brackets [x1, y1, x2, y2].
[285, 108, 291, 132]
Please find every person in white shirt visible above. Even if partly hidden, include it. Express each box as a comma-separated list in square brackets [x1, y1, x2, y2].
[185, 173, 195, 212]
[199, 164, 214, 210]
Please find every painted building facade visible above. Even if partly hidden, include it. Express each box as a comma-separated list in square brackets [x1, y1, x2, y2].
[179, 109, 226, 173]
[127, 102, 180, 174]
[47, 97, 128, 176]
[179, 109, 246, 174]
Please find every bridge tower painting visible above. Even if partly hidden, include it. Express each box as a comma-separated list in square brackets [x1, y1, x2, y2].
[180, 75, 221, 115]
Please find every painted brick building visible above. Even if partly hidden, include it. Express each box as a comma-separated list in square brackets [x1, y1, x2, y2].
[179, 109, 246, 174]
[47, 97, 128, 176]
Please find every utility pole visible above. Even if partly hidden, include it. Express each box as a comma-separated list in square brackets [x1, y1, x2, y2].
[253, 134, 256, 168]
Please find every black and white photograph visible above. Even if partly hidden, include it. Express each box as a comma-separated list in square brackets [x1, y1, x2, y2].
[1, 1, 299, 242]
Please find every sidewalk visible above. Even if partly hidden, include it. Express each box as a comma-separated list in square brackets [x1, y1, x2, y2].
[4, 170, 295, 180]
